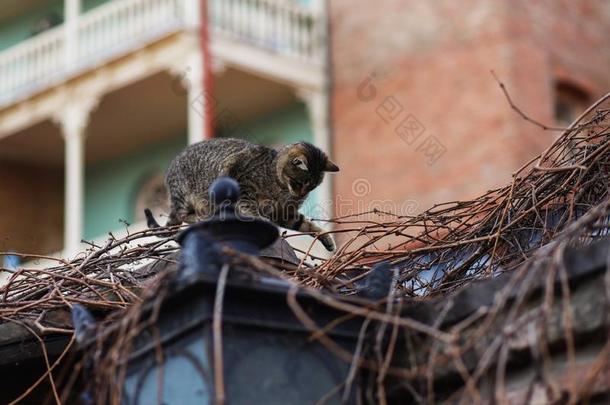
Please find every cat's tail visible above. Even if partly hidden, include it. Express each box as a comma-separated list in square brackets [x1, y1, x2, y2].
[144, 208, 162, 228]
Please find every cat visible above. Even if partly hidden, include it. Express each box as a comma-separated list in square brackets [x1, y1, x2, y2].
[145, 138, 339, 251]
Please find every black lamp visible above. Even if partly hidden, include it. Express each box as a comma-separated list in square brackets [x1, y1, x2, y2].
[113, 177, 363, 404]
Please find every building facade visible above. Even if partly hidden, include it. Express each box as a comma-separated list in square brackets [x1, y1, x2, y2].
[0, 0, 330, 262]
[330, 0, 610, 218]
[2, 0, 610, 263]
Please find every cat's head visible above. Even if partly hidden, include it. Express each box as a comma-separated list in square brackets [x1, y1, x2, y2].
[277, 142, 339, 198]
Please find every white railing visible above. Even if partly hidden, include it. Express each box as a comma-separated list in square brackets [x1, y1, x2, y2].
[0, 0, 320, 107]
[0, 25, 65, 103]
[0, 0, 185, 106]
[209, 0, 319, 60]
[78, 0, 184, 64]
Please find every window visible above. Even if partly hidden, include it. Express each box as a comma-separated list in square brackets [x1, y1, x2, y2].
[133, 173, 169, 224]
[554, 82, 591, 127]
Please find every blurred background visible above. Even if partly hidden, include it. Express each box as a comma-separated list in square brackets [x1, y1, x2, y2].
[0, 0, 608, 266]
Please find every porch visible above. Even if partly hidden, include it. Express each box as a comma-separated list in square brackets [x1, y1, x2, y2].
[0, 0, 325, 109]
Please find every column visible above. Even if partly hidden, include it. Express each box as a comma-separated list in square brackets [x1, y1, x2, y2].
[298, 89, 333, 215]
[168, 51, 211, 145]
[172, 0, 212, 144]
[57, 99, 97, 257]
[64, 0, 81, 67]
[184, 0, 201, 29]
[311, 0, 328, 60]
[186, 51, 208, 144]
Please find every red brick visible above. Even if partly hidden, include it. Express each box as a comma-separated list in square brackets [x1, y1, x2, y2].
[329, 0, 610, 221]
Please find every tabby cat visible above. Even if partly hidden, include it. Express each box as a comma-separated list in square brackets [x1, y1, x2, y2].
[147, 138, 339, 251]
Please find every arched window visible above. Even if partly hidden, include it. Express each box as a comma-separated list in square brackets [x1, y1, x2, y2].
[133, 173, 169, 224]
[554, 81, 591, 127]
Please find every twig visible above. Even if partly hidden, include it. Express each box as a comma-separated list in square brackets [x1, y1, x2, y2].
[491, 70, 568, 131]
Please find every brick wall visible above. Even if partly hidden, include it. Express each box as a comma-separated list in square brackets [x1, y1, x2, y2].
[329, 0, 610, 220]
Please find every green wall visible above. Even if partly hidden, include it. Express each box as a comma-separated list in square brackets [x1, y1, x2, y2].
[0, 1, 63, 52]
[83, 0, 112, 12]
[0, 0, 111, 52]
[84, 136, 186, 240]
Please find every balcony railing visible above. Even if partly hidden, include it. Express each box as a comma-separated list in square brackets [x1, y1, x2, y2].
[78, 0, 185, 65]
[0, 25, 66, 104]
[209, 0, 318, 59]
[0, 0, 320, 108]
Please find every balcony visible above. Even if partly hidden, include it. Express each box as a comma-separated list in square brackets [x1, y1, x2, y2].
[0, 0, 322, 109]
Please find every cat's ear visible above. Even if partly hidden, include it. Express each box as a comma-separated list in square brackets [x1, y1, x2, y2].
[324, 160, 339, 172]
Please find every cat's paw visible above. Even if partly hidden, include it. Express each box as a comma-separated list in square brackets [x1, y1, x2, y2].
[319, 233, 336, 252]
